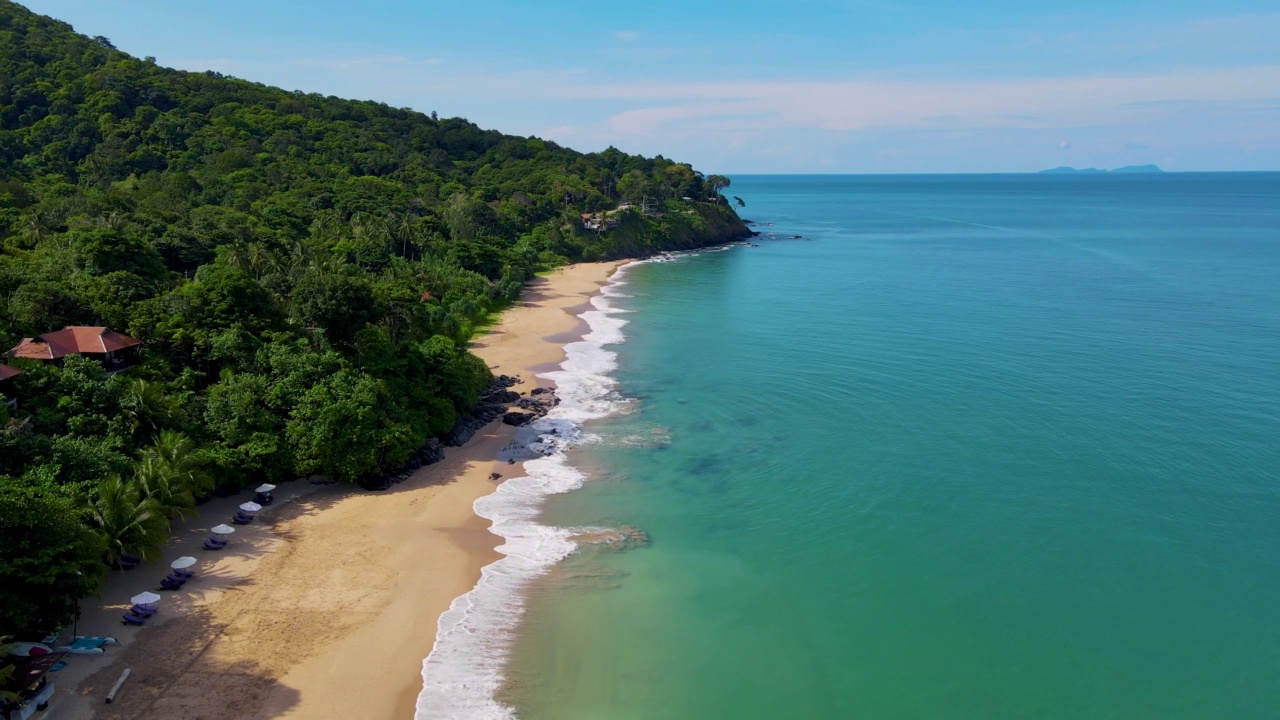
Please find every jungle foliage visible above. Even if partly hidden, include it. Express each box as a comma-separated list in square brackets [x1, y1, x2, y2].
[0, 1, 747, 636]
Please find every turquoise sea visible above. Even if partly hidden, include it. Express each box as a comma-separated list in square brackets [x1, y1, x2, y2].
[428, 174, 1280, 719]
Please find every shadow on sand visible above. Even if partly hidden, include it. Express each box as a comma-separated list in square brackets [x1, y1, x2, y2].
[77, 606, 300, 720]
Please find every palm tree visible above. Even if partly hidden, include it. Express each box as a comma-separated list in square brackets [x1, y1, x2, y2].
[392, 213, 418, 258]
[121, 379, 180, 440]
[19, 210, 50, 247]
[134, 431, 213, 518]
[286, 240, 314, 276]
[219, 243, 250, 272]
[247, 243, 282, 278]
[83, 476, 170, 566]
[97, 212, 126, 230]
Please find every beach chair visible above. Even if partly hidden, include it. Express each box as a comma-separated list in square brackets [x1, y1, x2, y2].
[55, 636, 118, 654]
[254, 492, 274, 505]
[121, 612, 147, 625]
[231, 513, 253, 524]
[130, 604, 158, 617]
[173, 567, 195, 579]
[159, 577, 184, 591]
[203, 538, 225, 550]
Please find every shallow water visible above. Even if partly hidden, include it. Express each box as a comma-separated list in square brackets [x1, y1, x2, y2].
[460, 174, 1280, 719]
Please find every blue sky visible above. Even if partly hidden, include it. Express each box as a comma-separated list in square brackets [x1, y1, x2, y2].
[26, 0, 1280, 173]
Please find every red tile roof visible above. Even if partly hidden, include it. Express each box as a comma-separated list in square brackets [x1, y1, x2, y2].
[7, 326, 140, 361]
[0, 364, 20, 382]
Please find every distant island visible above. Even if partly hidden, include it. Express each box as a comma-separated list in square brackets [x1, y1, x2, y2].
[1040, 164, 1164, 174]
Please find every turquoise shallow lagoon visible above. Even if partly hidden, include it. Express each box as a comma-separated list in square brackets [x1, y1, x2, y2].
[507, 174, 1280, 719]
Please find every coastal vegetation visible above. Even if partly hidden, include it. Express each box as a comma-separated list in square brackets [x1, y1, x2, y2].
[0, 0, 747, 637]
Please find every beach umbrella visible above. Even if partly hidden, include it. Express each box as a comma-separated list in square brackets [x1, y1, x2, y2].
[170, 556, 197, 570]
[239, 502, 262, 514]
[255, 484, 276, 493]
[131, 591, 161, 605]
[210, 524, 235, 536]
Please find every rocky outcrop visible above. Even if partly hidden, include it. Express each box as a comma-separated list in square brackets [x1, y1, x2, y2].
[502, 411, 536, 426]
[444, 375, 522, 446]
[366, 375, 527, 490]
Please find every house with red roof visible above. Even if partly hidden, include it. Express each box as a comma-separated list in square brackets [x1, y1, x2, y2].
[7, 326, 141, 373]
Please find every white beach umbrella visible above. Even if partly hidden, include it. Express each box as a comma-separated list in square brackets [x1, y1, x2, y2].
[131, 591, 161, 605]
[255, 484, 276, 493]
[170, 556, 197, 570]
[210, 524, 236, 535]
[239, 502, 263, 514]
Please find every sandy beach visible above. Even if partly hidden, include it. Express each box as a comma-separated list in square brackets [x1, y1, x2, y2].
[46, 261, 621, 720]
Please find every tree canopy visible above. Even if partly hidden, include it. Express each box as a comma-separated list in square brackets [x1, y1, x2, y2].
[0, 0, 748, 637]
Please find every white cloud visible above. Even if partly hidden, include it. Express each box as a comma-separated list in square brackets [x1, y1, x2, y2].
[165, 51, 1280, 171]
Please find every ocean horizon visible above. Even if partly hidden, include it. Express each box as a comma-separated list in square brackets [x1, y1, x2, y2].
[425, 172, 1280, 719]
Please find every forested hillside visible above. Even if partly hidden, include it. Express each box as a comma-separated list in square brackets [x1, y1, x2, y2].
[0, 0, 747, 636]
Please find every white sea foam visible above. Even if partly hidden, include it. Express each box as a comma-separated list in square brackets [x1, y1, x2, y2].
[415, 265, 637, 719]
[416, 252, 729, 719]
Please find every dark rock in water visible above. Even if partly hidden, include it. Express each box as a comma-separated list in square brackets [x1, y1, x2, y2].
[531, 387, 552, 396]
[489, 472, 502, 481]
[503, 411, 536, 426]
[507, 458, 516, 464]
[686, 455, 727, 476]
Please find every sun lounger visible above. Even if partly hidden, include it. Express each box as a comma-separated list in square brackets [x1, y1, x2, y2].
[55, 636, 115, 653]
[121, 612, 147, 625]
[232, 514, 253, 524]
[173, 567, 194, 578]
[254, 493, 274, 505]
[203, 539, 225, 550]
[159, 578, 184, 590]
[130, 604, 158, 617]
[69, 636, 117, 648]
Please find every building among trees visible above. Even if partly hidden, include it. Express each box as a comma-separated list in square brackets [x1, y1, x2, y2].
[7, 326, 141, 372]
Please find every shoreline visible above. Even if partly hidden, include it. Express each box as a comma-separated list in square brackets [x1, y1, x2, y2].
[51, 261, 623, 720]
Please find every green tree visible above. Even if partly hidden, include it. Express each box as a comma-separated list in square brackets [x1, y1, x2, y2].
[82, 476, 170, 566]
[120, 379, 181, 441]
[134, 431, 212, 518]
[293, 273, 378, 347]
[0, 484, 104, 636]
[286, 370, 391, 483]
[705, 174, 731, 199]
